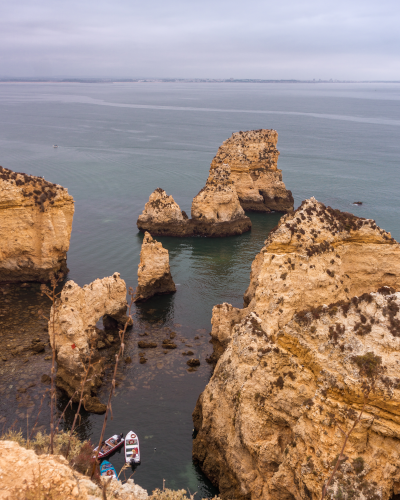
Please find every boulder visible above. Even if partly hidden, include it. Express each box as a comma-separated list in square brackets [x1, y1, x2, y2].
[0, 166, 74, 283]
[211, 129, 293, 212]
[134, 232, 176, 302]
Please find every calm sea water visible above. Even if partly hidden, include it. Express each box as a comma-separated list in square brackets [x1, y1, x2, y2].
[0, 82, 399, 495]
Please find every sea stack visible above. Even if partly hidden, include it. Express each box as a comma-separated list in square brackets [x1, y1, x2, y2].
[134, 232, 176, 302]
[193, 198, 400, 500]
[50, 273, 129, 413]
[0, 166, 74, 283]
[137, 166, 251, 237]
[190, 164, 251, 236]
[211, 129, 293, 212]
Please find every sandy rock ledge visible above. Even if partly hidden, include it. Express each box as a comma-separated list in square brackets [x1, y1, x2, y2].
[134, 232, 176, 302]
[193, 198, 400, 500]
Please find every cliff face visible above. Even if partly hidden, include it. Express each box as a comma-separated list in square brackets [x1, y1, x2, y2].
[137, 177, 251, 237]
[50, 273, 128, 413]
[193, 199, 400, 500]
[0, 166, 74, 283]
[134, 232, 176, 302]
[210, 130, 293, 213]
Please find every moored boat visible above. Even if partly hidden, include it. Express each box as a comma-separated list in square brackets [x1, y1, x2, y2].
[93, 433, 124, 459]
[100, 460, 118, 480]
[125, 430, 141, 465]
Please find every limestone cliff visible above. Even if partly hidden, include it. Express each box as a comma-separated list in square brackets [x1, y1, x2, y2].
[50, 273, 129, 413]
[134, 232, 176, 302]
[193, 198, 400, 500]
[0, 166, 74, 283]
[137, 178, 251, 237]
[211, 130, 293, 212]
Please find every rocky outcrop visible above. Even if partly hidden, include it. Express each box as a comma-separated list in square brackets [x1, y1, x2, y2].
[0, 166, 74, 283]
[50, 273, 129, 413]
[211, 130, 293, 212]
[134, 232, 176, 302]
[137, 169, 251, 238]
[193, 198, 400, 500]
[0, 440, 148, 500]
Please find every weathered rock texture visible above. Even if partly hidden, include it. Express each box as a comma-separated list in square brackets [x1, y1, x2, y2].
[193, 198, 400, 500]
[50, 273, 129, 413]
[0, 440, 148, 500]
[211, 130, 293, 212]
[134, 232, 176, 302]
[137, 176, 251, 238]
[0, 166, 74, 283]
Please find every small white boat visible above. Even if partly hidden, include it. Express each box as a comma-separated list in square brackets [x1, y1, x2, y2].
[125, 430, 140, 465]
[53, 145, 58, 148]
[93, 434, 124, 459]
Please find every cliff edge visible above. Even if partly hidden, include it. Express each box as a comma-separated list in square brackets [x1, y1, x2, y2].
[193, 198, 400, 500]
[211, 129, 293, 212]
[0, 166, 74, 283]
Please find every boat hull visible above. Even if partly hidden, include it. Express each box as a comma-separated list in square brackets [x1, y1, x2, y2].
[125, 430, 141, 464]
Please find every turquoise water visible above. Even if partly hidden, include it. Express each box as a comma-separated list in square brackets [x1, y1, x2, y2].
[0, 82, 399, 495]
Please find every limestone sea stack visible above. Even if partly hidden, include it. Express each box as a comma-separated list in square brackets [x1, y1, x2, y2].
[0, 166, 74, 283]
[50, 273, 129, 413]
[134, 232, 176, 302]
[211, 129, 293, 212]
[193, 198, 400, 500]
[137, 167, 251, 237]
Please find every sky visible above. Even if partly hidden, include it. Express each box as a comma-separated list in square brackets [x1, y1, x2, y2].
[1, 0, 399, 80]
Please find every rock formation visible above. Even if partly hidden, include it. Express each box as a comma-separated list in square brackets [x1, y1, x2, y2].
[137, 168, 251, 238]
[50, 273, 129, 413]
[0, 440, 148, 499]
[0, 166, 74, 283]
[134, 232, 176, 302]
[193, 198, 400, 500]
[211, 129, 293, 212]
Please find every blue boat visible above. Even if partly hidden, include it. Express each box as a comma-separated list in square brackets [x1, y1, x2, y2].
[100, 460, 118, 480]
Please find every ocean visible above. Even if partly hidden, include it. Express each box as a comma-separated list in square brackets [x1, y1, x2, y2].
[0, 82, 399, 495]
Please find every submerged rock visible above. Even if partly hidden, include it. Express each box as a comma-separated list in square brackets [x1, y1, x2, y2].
[193, 198, 400, 500]
[0, 166, 74, 283]
[211, 129, 293, 212]
[134, 232, 176, 302]
[50, 272, 129, 413]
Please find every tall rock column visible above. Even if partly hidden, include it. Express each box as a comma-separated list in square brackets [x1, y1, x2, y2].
[211, 129, 294, 212]
[0, 166, 74, 283]
[134, 232, 176, 302]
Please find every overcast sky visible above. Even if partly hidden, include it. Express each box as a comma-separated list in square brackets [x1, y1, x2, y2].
[1, 0, 399, 80]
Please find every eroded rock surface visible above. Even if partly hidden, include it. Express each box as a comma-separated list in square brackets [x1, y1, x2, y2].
[0, 166, 74, 283]
[211, 130, 293, 212]
[50, 273, 129, 413]
[193, 198, 400, 500]
[0, 440, 148, 500]
[137, 169, 251, 237]
[134, 232, 176, 302]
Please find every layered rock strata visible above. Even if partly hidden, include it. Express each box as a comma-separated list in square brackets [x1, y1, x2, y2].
[211, 129, 293, 212]
[134, 232, 176, 302]
[50, 273, 129, 413]
[137, 170, 251, 238]
[0, 166, 74, 283]
[193, 198, 400, 500]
